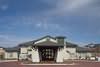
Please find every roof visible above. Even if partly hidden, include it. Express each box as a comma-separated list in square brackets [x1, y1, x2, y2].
[85, 43, 100, 48]
[76, 47, 95, 52]
[18, 35, 56, 47]
[18, 41, 34, 47]
[93, 44, 100, 48]
[0, 47, 3, 48]
[34, 40, 63, 46]
[4, 47, 19, 52]
[66, 42, 78, 48]
[34, 35, 56, 42]
[55, 36, 66, 39]
[0, 47, 4, 49]
[18, 35, 66, 47]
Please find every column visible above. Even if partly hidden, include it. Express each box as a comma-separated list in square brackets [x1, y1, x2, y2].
[32, 47, 40, 62]
[56, 47, 64, 62]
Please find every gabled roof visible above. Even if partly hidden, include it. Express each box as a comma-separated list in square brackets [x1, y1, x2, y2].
[34, 40, 63, 46]
[34, 35, 56, 42]
[18, 35, 57, 47]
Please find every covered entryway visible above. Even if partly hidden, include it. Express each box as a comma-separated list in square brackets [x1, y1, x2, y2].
[31, 36, 65, 63]
[0, 54, 4, 60]
[38, 46, 58, 62]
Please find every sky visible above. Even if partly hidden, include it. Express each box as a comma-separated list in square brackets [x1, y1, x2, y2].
[0, 0, 100, 47]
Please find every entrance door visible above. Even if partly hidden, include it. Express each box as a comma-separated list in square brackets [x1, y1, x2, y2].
[0, 54, 4, 60]
[39, 47, 57, 62]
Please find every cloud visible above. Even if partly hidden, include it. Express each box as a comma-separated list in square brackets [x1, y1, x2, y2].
[0, 35, 8, 38]
[33, 17, 62, 30]
[0, 34, 33, 47]
[35, 21, 62, 31]
[57, 0, 93, 11]
[35, 23, 42, 28]
[0, 0, 100, 46]
[42, 0, 100, 16]
[0, 5, 8, 11]
[6, 15, 63, 31]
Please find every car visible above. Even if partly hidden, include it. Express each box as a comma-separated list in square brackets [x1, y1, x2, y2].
[90, 57, 96, 60]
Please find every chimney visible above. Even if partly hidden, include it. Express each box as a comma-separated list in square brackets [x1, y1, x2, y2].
[56, 36, 66, 44]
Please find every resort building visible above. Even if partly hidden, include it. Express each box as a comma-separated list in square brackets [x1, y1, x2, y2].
[0, 36, 100, 62]
[0, 47, 5, 60]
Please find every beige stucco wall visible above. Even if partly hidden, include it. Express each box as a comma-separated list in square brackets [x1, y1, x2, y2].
[77, 52, 92, 59]
[5, 52, 18, 59]
[0, 48, 5, 59]
[31, 48, 40, 62]
[0, 48, 5, 55]
[56, 47, 64, 62]
[66, 48, 76, 53]
[19, 47, 28, 60]
[63, 47, 77, 60]
[19, 46, 33, 60]
[20, 47, 28, 54]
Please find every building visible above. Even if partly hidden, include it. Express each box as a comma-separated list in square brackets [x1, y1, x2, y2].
[0, 36, 99, 62]
[4, 47, 19, 60]
[19, 36, 66, 62]
[0, 47, 5, 60]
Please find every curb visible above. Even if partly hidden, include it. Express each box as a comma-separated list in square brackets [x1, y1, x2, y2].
[0, 60, 18, 63]
[21, 63, 76, 66]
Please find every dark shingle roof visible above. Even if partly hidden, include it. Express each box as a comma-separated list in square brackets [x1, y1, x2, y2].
[85, 43, 100, 48]
[4, 47, 19, 52]
[93, 44, 100, 48]
[18, 35, 56, 47]
[76, 47, 95, 52]
[0, 47, 4, 49]
[18, 41, 34, 47]
[66, 42, 78, 48]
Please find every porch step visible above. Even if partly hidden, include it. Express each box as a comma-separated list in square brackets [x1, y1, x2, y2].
[40, 61, 55, 64]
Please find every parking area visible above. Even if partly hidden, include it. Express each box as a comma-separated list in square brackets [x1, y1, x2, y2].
[0, 60, 100, 67]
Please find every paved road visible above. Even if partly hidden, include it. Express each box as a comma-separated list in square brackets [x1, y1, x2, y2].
[0, 61, 21, 67]
[0, 61, 100, 67]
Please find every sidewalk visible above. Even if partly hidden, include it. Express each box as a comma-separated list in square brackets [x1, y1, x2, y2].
[0, 60, 18, 63]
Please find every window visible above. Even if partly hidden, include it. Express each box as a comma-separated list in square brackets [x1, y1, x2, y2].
[9, 53, 13, 57]
[28, 49, 32, 51]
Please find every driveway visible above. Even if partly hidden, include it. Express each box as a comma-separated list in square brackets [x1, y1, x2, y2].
[0, 60, 100, 67]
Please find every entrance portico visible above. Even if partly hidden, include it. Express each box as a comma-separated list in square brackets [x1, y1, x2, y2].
[31, 36, 66, 63]
[20, 36, 65, 62]
[38, 46, 58, 62]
